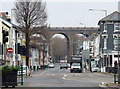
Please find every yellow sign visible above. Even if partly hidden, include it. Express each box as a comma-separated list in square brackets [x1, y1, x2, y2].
[22, 56, 25, 60]
[22, 40, 25, 46]
[15, 62, 17, 66]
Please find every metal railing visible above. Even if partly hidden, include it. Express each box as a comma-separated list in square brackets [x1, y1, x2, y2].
[17, 64, 23, 85]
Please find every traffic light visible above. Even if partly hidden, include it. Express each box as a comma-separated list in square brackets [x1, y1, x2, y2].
[2, 30, 8, 44]
[20, 45, 26, 55]
[16, 43, 26, 55]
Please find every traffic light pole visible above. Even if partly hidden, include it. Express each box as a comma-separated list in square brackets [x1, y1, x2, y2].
[2, 29, 8, 65]
[3, 44, 6, 65]
[15, 30, 18, 67]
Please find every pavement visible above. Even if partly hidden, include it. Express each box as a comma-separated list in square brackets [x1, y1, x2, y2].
[99, 83, 120, 89]
[98, 72, 120, 89]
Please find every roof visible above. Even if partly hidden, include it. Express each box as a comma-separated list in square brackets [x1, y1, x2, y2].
[98, 11, 120, 25]
[0, 17, 19, 31]
[0, 17, 12, 28]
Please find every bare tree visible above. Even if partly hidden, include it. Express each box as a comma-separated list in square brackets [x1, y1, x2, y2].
[14, 0, 47, 66]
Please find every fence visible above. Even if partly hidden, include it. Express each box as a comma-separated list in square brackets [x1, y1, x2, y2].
[17, 65, 23, 85]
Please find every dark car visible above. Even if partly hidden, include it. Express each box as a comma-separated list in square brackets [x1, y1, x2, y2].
[60, 63, 68, 69]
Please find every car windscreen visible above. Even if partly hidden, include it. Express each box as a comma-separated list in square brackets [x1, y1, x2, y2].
[61, 63, 67, 66]
[49, 63, 54, 65]
[72, 63, 80, 66]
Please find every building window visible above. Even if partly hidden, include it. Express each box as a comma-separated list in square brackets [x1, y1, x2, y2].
[18, 32, 20, 37]
[114, 23, 120, 32]
[104, 37, 107, 49]
[11, 30, 13, 38]
[114, 38, 120, 50]
[104, 23, 107, 32]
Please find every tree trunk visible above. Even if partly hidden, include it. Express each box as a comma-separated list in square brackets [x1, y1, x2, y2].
[26, 33, 30, 67]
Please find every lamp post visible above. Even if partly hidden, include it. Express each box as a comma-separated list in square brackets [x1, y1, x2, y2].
[80, 23, 86, 49]
[80, 23, 87, 70]
[80, 22, 87, 39]
[80, 22, 87, 54]
[89, 8, 108, 72]
[89, 8, 107, 17]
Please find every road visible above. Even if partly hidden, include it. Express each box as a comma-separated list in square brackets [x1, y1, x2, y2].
[17, 63, 113, 88]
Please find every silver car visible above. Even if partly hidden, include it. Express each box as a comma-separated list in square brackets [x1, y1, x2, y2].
[48, 63, 55, 68]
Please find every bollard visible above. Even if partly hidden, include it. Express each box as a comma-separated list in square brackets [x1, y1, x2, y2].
[21, 64, 23, 85]
[114, 66, 118, 83]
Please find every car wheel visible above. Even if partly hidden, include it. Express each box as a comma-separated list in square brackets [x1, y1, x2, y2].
[5, 86, 8, 88]
[79, 70, 81, 73]
[12, 86, 15, 88]
[91, 71, 93, 73]
[70, 70, 73, 73]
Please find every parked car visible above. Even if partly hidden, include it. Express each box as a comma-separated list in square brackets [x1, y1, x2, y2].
[48, 63, 55, 68]
[91, 67, 100, 72]
[18, 66, 31, 76]
[60, 63, 68, 69]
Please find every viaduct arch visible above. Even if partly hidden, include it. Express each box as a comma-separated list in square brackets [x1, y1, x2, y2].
[47, 27, 99, 62]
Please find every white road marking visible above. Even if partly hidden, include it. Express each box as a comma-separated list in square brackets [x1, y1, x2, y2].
[59, 69, 66, 72]
[40, 69, 49, 75]
[64, 74, 67, 77]
[62, 74, 68, 80]
[62, 77, 66, 80]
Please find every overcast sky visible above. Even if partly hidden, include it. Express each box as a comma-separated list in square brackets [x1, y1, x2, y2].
[0, 0, 119, 27]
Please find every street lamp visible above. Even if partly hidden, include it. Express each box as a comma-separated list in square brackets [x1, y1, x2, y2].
[80, 23, 87, 70]
[89, 8, 108, 72]
[80, 23, 87, 49]
[89, 8, 107, 16]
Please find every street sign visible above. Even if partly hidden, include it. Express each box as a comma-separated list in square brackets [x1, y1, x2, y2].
[22, 56, 25, 60]
[82, 50, 90, 60]
[7, 48, 13, 53]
